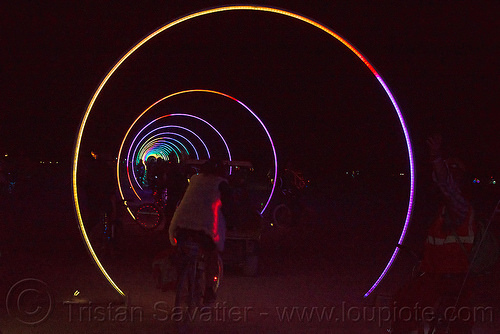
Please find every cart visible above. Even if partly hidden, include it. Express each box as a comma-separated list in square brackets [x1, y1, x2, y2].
[223, 209, 263, 276]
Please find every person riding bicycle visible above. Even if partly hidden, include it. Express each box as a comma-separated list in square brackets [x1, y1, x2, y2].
[168, 158, 232, 305]
[391, 134, 477, 334]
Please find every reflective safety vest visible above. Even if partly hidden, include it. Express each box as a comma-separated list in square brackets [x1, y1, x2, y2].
[421, 206, 476, 274]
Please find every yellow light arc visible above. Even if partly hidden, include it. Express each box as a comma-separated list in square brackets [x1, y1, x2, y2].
[72, 5, 401, 298]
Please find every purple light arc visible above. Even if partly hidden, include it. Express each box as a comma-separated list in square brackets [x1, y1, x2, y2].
[139, 136, 193, 162]
[131, 128, 206, 191]
[139, 137, 183, 165]
[137, 132, 197, 162]
[134, 133, 198, 191]
[122, 113, 230, 202]
[119, 89, 278, 216]
[362, 78, 415, 298]
[127, 125, 210, 199]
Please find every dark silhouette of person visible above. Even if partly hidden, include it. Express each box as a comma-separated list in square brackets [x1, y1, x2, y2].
[162, 155, 188, 230]
[169, 158, 232, 305]
[391, 135, 477, 334]
[84, 151, 117, 231]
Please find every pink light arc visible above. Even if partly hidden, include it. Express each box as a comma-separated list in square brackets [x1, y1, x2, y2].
[121, 112, 229, 202]
[120, 90, 278, 217]
[131, 129, 203, 191]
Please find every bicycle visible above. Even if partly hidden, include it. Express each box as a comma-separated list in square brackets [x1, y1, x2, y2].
[174, 230, 223, 312]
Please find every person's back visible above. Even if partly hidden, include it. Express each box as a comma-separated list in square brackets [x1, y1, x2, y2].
[168, 158, 230, 305]
[169, 172, 226, 251]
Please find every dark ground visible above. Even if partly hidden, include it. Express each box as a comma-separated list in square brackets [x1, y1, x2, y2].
[1, 164, 499, 333]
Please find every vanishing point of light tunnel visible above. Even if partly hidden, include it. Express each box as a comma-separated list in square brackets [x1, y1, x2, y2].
[119, 90, 278, 216]
[72, 6, 415, 298]
[121, 112, 232, 203]
[132, 131, 203, 192]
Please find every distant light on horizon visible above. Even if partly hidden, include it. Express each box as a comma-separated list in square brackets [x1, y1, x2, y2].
[472, 176, 497, 185]
[345, 170, 360, 178]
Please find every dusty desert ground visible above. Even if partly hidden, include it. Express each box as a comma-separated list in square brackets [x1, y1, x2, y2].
[1, 164, 499, 333]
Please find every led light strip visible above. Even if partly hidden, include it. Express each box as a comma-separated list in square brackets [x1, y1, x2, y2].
[134, 134, 193, 191]
[73, 6, 414, 298]
[122, 113, 231, 202]
[120, 89, 278, 214]
[127, 125, 209, 202]
[140, 139, 180, 165]
[135, 125, 209, 162]
[137, 134, 193, 163]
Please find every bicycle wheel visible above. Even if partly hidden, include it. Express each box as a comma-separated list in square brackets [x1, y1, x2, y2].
[175, 241, 203, 309]
[135, 204, 162, 229]
[214, 253, 223, 291]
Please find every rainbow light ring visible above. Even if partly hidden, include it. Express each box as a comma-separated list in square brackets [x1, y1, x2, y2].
[122, 112, 232, 202]
[137, 124, 210, 161]
[128, 126, 209, 198]
[72, 6, 414, 298]
[139, 138, 182, 167]
[132, 135, 199, 194]
[137, 134, 194, 164]
[120, 89, 278, 215]
[136, 134, 194, 171]
[140, 138, 182, 160]
[134, 135, 193, 191]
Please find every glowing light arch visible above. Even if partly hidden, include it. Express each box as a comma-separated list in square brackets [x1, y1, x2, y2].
[120, 89, 278, 215]
[136, 133, 195, 164]
[72, 6, 414, 298]
[128, 125, 210, 195]
[122, 112, 233, 202]
[136, 135, 191, 164]
[134, 134, 196, 191]
[139, 137, 182, 164]
[139, 125, 210, 160]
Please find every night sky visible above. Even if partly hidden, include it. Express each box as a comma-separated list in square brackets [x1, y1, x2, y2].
[2, 1, 499, 179]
